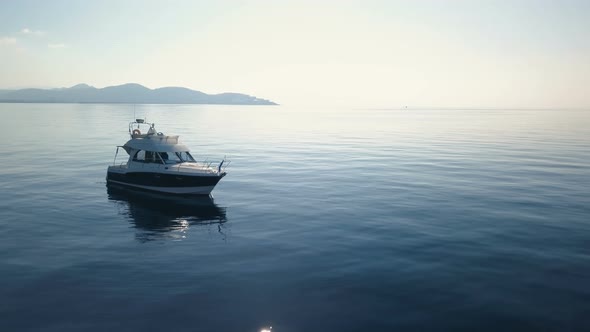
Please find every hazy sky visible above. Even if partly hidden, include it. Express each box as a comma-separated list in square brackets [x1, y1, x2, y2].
[1, 0, 589, 108]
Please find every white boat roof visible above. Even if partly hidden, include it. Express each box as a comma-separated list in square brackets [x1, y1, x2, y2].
[123, 135, 190, 153]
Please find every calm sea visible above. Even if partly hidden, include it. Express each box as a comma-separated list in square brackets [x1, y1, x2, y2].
[0, 104, 589, 332]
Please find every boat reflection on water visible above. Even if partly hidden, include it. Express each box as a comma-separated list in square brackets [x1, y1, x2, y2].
[107, 184, 228, 242]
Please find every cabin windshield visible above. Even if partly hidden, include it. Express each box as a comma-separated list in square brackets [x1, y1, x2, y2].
[133, 150, 163, 164]
[158, 151, 195, 164]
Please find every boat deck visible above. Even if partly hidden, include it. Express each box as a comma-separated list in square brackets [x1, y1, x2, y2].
[109, 162, 221, 175]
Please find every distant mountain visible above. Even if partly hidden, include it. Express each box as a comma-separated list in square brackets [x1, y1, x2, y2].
[0, 83, 277, 105]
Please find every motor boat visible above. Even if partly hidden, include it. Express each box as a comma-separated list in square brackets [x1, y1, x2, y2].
[106, 119, 228, 195]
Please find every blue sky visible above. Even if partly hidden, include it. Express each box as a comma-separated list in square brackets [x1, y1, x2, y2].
[1, 0, 589, 108]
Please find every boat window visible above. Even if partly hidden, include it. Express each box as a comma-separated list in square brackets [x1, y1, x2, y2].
[157, 152, 179, 164]
[133, 150, 145, 161]
[185, 152, 196, 162]
[145, 151, 156, 163]
[176, 151, 196, 163]
[155, 151, 194, 164]
[133, 150, 163, 164]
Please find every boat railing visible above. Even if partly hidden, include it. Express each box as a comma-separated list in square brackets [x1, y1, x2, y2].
[171, 157, 231, 174]
[112, 146, 124, 166]
[113, 152, 230, 174]
[220, 159, 231, 172]
[173, 162, 217, 173]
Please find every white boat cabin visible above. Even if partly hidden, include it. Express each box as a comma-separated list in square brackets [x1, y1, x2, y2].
[111, 119, 223, 175]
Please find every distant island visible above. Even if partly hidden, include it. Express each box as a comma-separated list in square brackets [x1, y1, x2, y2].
[0, 83, 277, 105]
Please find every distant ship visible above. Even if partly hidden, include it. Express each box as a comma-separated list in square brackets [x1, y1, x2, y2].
[106, 119, 228, 195]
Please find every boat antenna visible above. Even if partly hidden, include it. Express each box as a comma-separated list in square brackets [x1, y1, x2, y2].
[133, 104, 136, 121]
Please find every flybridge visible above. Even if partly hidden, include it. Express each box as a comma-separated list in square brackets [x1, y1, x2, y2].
[129, 119, 157, 138]
[127, 119, 181, 146]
